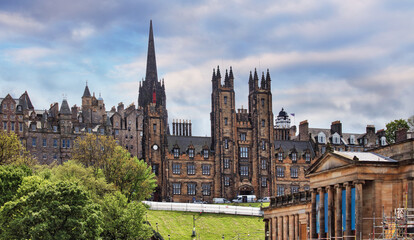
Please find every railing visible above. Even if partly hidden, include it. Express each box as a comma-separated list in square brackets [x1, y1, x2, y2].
[143, 201, 264, 217]
[269, 191, 311, 207]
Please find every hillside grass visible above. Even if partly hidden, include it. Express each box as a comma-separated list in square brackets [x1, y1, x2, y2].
[146, 210, 265, 240]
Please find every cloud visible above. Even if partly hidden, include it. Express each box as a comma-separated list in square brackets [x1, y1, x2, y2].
[71, 23, 96, 41]
[4, 47, 57, 64]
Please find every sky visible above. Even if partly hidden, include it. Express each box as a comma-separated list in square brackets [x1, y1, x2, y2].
[1, 0, 413, 136]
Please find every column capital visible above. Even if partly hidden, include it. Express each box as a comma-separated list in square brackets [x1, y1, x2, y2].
[334, 183, 342, 189]
[343, 181, 353, 187]
[325, 185, 333, 191]
[353, 180, 365, 185]
[317, 187, 325, 192]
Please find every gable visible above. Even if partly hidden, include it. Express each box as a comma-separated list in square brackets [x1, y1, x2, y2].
[307, 153, 354, 175]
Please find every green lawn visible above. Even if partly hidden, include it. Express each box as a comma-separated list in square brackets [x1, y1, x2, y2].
[146, 210, 265, 240]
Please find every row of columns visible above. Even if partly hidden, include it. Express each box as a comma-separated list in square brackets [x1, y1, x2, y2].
[266, 213, 303, 240]
[310, 180, 364, 240]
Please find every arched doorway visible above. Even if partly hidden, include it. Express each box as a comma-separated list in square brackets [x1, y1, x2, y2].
[239, 184, 254, 195]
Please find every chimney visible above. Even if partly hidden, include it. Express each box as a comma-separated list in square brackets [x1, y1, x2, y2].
[290, 125, 297, 138]
[189, 120, 192, 136]
[117, 102, 124, 113]
[299, 120, 309, 141]
[366, 125, 375, 135]
[396, 128, 408, 143]
[172, 119, 176, 135]
[330, 120, 342, 136]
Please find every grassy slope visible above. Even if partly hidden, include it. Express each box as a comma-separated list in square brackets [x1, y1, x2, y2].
[146, 210, 265, 240]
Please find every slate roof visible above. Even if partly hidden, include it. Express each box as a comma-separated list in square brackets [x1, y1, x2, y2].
[334, 151, 397, 162]
[167, 135, 211, 154]
[308, 128, 363, 145]
[274, 140, 316, 158]
[59, 99, 71, 115]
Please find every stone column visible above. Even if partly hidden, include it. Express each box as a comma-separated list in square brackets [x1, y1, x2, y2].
[327, 185, 334, 239]
[289, 215, 294, 240]
[344, 182, 352, 240]
[335, 184, 343, 238]
[265, 219, 270, 240]
[408, 177, 413, 208]
[311, 189, 317, 239]
[354, 180, 364, 240]
[295, 214, 299, 240]
[278, 216, 283, 240]
[318, 187, 325, 239]
[284, 216, 288, 240]
[273, 217, 277, 240]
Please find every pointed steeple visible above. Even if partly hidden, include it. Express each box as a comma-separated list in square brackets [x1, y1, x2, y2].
[249, 71, 253, 92]
[212, 68, 216, 80]
[266, 69, 271, 90]
[261, 72, 266, 89]
[60, 99, 71, 115]
[229, 66, 234, 79]
[145, 20, 158, 84]
[216, 66, 221, 79]
[224, 69, 229, 86]
[253, 68, 259, 89]
[82, 82, 91, 98]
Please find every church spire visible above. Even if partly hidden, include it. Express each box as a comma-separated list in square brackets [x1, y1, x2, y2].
[145, 20, 158, 84]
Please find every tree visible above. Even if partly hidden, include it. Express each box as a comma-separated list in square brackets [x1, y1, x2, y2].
[104, 146, 157, 202]
[0, 180, 103, 240]
[72, 133, 117, 176]
[49, 160, 115, 204]
[0, 130, 35, 166]
[101, 191, 153, 240]
[0, 164, 32, 206]
[385, 119, 410, 144]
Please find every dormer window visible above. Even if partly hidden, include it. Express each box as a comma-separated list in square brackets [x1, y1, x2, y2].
[240, 133, 246, 141]
[318, 132, 326, 144]
[203, 150, 209, 159]
[17, 106, 22, 111]
[173, 148, 180, 158]
[332, 133, 340, 144]
[188, 148, 195, 158]
[381, 136, 387, 146]
[278, 152, 283, 162]
[305, 153, 311, 163]
[350, 135, 355, 145]
[31, 124, 36, 131]
[291, 152, 297, 162]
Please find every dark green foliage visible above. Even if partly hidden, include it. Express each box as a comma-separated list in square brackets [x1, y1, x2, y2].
[385, 119, 410, 144]
[0, 164, 32, 206]
[101, 192, 153, 240]
[0, 180, 103, 240]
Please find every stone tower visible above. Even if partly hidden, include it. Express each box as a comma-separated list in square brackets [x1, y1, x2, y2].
[210, 66, 238, 199]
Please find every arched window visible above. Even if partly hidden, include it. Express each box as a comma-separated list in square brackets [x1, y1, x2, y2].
[381, 136, 387, 146]
[332, 133, 340, 144]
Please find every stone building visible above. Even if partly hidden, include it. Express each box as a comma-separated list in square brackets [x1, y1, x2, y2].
[264, 147, 414, 240]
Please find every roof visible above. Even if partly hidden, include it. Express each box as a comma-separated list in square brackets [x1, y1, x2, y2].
[274, 140, 316, 157]
[82, 85, 91, 98]
[334, 151, 397, 162]
[167, 135, 211, 153]
[59, 99, 71, 115]
[308, 128, 363, 145]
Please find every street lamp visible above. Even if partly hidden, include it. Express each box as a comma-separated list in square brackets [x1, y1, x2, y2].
[191, 213, 202, 237]
[156, 223, 158, 233]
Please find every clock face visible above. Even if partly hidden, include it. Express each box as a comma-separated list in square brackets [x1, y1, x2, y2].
[152, 144, 159, 150]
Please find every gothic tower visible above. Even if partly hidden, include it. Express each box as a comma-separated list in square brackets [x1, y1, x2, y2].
[248, 69, 274, 198]
[139, 20, 168, 201]
[211, 66, 238, 199]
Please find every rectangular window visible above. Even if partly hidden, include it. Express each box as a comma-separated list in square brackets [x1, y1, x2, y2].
[202, 164, 211, 175]
[100, 129, 104, 135]
[31, 124, 36, 131]
[224, 176, 230, 186]
[277, 185, 285, 196]
[88, 128, 91, 133]
[172, 163, 181, 174]
[153, 124, 156, 133]
[261, 98, 265, 107]
[43, 138, 47, 147]
[291, 186, 299, 194]
[240, 133, 246, 141]
[188, 149, 195, 158]
[32, 138, 36, 147]
[240, 147, 248, 158]
[261, 119, 265, 127]
[173, 183, 181, 195]
[224, 118, 228, 126]
[305, 153, 311, 163]
[3, 122, 6, 130]
[3, 104, 6, 110]
[261, 140, 266, 150]
[19, 122, 23, 132]
[152, 164, 159, 176]
[224, 139, 229, 149]
[240, 165, 249, 176]
[278, 153, 283, 162]
[53, 139, 58, 148]
[62, 139, 66, 148]
[11, 122, 14, 131]
[224, 96, 227, 105]
[53, 126, 57, 132]
[173, 148, 180, 158]
[291, 167, 298, 178]
[261, 177, 267, 187]
[292, 153, 297, 162]
[187, 164, 195, 175]
[223, 158, 230, 169]
[261, 159, 267, 170]
[203, 150, 209, 159]
[187, 183, 196, 195]
[276, 167, 285, 178]
[202, 184, 211, 196]
[75, 127, 80, 133]
[67, 139, 70, 148]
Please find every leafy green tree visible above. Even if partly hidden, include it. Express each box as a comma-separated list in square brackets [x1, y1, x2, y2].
[104, 146, 157, 202]
[0, 180, 103, 240]
[72, 133, 117, 176]
[0, 164, 32, 206]
[50, 160, 115, 203]
[0, 130, 35, 166]
[385, 119, 410, 144]
[101, 191, 153, 240]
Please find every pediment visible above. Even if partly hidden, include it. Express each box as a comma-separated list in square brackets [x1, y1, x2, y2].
[307, 153, 354, 175]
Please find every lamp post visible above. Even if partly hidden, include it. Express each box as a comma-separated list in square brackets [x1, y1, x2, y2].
[191, 213, 202, 237]
[156, 223, 158, 233]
